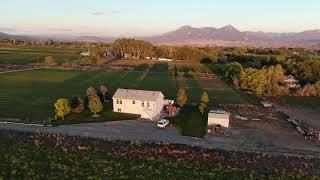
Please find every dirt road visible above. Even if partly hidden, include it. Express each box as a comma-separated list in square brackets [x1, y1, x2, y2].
[0, 120, 319, 158]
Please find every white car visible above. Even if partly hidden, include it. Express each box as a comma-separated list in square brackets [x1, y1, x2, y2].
[157, 119, 170, 128]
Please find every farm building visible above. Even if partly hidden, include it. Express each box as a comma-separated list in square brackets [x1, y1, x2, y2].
[80, 51, 91, 56]
[281, 75, 301, 89]
[112, 88, 166, 120]
[158, 58, 173, 62]
[261, 101, 272, 108]
[158, 57, 167, 61]
[208, 110, 230, 128]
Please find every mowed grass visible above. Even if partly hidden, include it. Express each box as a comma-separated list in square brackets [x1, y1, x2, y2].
[0, 47, 84, 64]
[0, 69, 180, 123]
[0, 69, 255, 133]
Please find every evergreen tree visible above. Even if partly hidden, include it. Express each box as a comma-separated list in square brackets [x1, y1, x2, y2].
[89, 96, 103, 117]
[200, 91, 209, 104]
[198, 103, 207, 115]
[176, 88, 187, 107]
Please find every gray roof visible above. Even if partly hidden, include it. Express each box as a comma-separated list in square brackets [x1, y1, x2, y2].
[112, 88, 164, 102]
[208, 110, 230, 119]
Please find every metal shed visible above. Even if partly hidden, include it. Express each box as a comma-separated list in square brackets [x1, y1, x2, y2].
[208, 110, 230, 128]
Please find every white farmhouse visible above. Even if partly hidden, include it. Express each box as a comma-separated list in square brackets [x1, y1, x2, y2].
[282, 75, 301, 89]
[208, 110, 230, 128]
[158, 57, 167, 61]
[112, 89, 165, 120]
[80, 51, 91, 57]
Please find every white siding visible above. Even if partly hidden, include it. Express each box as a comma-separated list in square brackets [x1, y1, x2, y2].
[113, 98, 162, 119]
[208, 113, 230, 128]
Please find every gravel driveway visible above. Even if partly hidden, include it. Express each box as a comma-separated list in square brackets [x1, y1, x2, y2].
[1, 120, 320, 158]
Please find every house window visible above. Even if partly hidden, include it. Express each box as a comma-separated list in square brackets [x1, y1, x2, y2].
[132, 100, 135, 104]
[147, 102, 150, 107]
[118, 108, 122, 112]
[116, 99, 119, 104]
[119, 100, 122, 104]
[142, 101, 145, 107]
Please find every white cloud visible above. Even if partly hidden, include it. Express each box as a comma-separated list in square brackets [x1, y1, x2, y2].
[91, 11, 104, 16]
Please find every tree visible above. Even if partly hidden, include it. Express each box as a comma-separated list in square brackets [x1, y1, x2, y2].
[199, 91, 209, 115]
[198, 103, 207, 115]
[91, 56, 104, 67]
[200, 91, 209, 104]
[234, 47, 247, 55]
[112, 38, 154, 59]
[89, 96, 103, 117]
[54, 98, 71, 120]
[71, 96, 80, 109]
[225, 62, 243, 80]
[71, 97, 84, 113]
[176, 88, 187, 107]
[296, 81, 320, 97]
[239, 68, 268, 95]
[87, 86, 97, 101]
[44, 56, 55, 67]
[100, 85, 108, 101]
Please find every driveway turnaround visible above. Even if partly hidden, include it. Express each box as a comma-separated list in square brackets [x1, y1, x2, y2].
[0, 120, 319, 158]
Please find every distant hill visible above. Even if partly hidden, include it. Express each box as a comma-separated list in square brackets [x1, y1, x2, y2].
[73, 36, 115, 43]
[0, 32, 115, 43]
[0, 32, 12, 39]
[1, 25, 320, 47]
[144, 25, 320, 47]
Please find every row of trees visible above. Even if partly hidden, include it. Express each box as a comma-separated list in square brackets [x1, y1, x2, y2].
[112, 38, 218, 63]
[0, 39, 104, 48]
[54, 85, 109, 120]
[176, 88, 210, 114]
[113, 39, 153, 59]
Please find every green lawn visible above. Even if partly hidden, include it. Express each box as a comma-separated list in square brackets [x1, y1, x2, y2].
[0, 47, 84, 64]
[0, 142, 281, 179]
[0, 69, 255, 136]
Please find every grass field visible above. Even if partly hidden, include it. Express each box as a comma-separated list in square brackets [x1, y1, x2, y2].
[0, 47, 84, 64]
[0, 69, 255, 136]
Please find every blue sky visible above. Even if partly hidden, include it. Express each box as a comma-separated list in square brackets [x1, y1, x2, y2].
[0, 0, 319, 36]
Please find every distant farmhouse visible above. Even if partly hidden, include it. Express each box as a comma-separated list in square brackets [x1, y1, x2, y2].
[113, 88, 172, 120]
[158, 57, 173, 62]
[80, 51, 91, 57]
[282, 75, 301, 89]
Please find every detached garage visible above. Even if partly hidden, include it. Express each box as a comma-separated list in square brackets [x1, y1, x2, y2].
[208, 110, 230, 128]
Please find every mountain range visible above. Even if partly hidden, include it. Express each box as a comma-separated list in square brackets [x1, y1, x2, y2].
[144, 25, 320, 47]
[1, 25, 320, 48]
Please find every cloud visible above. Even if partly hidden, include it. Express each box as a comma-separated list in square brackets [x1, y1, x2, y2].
[91, 11, 104, 16]
[48, 28, 73, 32]
[91, 10, 120, 16]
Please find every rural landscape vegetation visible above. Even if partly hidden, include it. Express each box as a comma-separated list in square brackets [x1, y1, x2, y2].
[1, 0, 320, 179]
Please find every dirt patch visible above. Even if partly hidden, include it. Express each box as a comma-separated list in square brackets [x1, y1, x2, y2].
[221, 104, 289, 121]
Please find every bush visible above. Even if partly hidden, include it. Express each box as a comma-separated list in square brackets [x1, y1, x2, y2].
[54, 98, 71, 120]
[296, 82, 320, 97]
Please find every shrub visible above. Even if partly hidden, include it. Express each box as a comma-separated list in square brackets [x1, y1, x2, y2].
[176, 88, 188, 107]
[54, 98, 71, 120]
[296, 82, 320, 97]
[89, 96, 103, 117]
